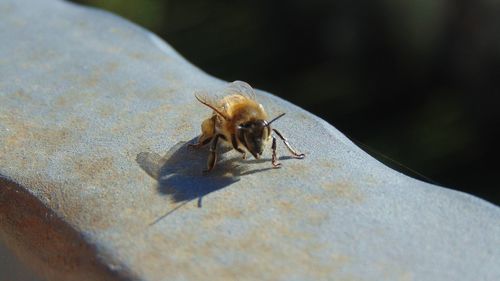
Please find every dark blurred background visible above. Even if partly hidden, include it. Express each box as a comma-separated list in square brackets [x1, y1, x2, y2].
[69, 0, 499, 205]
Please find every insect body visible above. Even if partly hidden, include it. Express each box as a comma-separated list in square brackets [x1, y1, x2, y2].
[189, 81, 305, 172]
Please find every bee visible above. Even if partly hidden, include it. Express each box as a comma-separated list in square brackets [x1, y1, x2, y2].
[189, 81, 305, 172]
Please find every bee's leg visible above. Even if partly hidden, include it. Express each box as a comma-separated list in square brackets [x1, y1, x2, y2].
[204, 134, 220, 173]
[272, 129, 305, 159]
[231, 134, 247, 159]
[188, 135, 212, 149]
[271, 136, 281, 168]
[189, 116, 216, 149]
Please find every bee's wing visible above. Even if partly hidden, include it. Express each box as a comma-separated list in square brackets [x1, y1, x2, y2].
[224, 80, 256, 100]
[194, 91, 217, 106]
[194, 91, 229, 120]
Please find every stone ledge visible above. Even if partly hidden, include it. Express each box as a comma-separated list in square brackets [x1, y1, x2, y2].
[1, 0, 499, 280]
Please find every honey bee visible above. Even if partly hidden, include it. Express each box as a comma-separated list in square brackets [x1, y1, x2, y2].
[189, 81, 305, 172]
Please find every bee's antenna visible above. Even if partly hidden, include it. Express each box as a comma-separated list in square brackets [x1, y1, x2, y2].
[267, 113, 286, 126]
[195, 94, 229, 120]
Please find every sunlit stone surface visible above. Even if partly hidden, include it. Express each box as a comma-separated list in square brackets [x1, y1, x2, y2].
[1, 0, 499, 280]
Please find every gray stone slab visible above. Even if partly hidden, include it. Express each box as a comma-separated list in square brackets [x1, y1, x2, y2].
[1, 0, 499, 280]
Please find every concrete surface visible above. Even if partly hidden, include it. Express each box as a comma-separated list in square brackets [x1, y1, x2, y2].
[0, 0, 499, 280]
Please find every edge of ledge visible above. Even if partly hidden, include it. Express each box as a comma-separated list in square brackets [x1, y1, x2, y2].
[0, 178, 139, 281]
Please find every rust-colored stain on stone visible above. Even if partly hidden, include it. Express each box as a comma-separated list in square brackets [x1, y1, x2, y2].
[98, 105, 114, 119]
[72, 156, 116, 181]
[276, 199, 294, 212]
[139, 221, 345, 281]
[54, 95, 68, 108]
[0, 112, 73, 155]
[322, 181, 364, 203]
[32, 128, 72, 151]
[82, 62, 119, 88]
[306, 211, 330, 226]
[127, 52, 146, 60]
[320, 159, 337, 169]
[208, 228, 338, 280]
[11, 89, 33, 102]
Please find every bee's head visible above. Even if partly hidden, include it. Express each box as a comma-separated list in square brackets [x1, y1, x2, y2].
[238, 120, 270, 159]
[237, 113, 285, 159]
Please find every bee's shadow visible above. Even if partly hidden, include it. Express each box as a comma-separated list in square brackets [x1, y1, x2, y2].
[136, 139, 274, 206]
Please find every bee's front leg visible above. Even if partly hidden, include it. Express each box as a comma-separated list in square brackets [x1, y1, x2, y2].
[231, 134, 247, 159]
[271, 136, 281, 168]
[204, 134, 221, 173]
[272, 129, 305, 159]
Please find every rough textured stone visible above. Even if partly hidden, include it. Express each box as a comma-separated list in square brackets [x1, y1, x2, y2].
[1, 0, 499, 280]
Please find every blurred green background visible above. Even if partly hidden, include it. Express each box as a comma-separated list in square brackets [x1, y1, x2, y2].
[69, 0, 499, 205]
